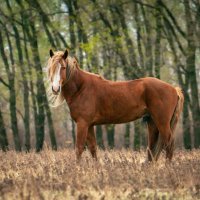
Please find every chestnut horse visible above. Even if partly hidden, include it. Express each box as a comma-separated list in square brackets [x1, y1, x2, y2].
[47, 49, 184, 161]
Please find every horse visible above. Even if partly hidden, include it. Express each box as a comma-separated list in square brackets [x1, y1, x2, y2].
[47, 49, 184, 161]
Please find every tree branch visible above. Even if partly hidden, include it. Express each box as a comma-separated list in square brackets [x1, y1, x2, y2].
[0, 77, 10, 89]
[159, 0, 186, 39]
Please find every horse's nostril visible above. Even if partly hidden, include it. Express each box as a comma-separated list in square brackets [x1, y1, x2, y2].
[52, 86, 60, 94]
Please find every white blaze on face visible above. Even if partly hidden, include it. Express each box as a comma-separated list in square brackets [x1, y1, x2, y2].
[52, 63, 62, 92]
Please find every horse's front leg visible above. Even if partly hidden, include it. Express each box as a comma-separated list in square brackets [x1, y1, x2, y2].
[87, 126, 97, 160]
[76, 121, 89, 160]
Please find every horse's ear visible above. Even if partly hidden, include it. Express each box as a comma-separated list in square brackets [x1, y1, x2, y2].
[49, 49, 54, 58]
[63, 49, 68, 60]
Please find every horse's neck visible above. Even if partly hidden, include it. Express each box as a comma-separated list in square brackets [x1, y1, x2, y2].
[62, 69, 85, 104]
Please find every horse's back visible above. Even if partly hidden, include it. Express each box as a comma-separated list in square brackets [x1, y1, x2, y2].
[141, 77, 177, 100]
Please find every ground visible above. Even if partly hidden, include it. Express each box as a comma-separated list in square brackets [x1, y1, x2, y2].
[0, 149, 199, 200]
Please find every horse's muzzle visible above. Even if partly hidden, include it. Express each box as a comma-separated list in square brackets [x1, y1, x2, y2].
[52, 85, 61, 95]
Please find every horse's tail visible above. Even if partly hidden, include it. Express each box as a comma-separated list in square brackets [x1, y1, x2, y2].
[171, 87, 184, 132]
[167, 87, 184, 156]
[153, 87, 184, 161]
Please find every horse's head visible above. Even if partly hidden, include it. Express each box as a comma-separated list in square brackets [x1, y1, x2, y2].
[47, 49, 69, 95]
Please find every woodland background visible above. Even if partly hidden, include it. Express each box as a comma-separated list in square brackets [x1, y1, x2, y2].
[0, 0, 200, 152]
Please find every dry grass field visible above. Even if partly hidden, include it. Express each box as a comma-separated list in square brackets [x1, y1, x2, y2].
[0, 149, 199, 200]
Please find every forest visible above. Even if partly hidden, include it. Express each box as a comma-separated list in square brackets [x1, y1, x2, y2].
[0, 0, 200, 152]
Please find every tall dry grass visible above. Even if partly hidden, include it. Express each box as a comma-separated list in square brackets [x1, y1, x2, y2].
[0, 149, 199, 199]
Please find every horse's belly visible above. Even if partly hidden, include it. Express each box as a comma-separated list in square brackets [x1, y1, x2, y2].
[93, 104, 146, 125]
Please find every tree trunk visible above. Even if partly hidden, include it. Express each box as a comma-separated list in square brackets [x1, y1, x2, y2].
[0, 108, 8, 151]
[183, 94, 191, 149]
[141, 5, 153, 76]
[64, 0, 76, 53]
[6, 0, 31, 151]
[72, 0, 89, 68]
[96, 125, 104, 149]
[134, 3, 145, 72]
[106, 124, 115, 149]
[25, 19, 46, 151]
[184, 0, 200, 148]
[21, 15, 38, 148]
[124, 123, 130, 148]
[44, 100, 57, 150]
[0, 30, 21, 151]
[154, 0, 162, 79]
[134, 120, 140, 150]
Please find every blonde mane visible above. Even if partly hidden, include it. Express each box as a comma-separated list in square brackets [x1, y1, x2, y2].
[46, 51, 79, 107]
[47, 51, 63, 81]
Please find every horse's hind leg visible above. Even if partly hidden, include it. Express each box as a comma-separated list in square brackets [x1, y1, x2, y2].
[149, 113, 173, 161]
[147, 118, 159, 161]
[155, 123, 174, 161]
[86, 126, 97, 160]
[165, 137, 174, 160]
[165, 112, 179, 160]
[149, 92, 178, 161]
